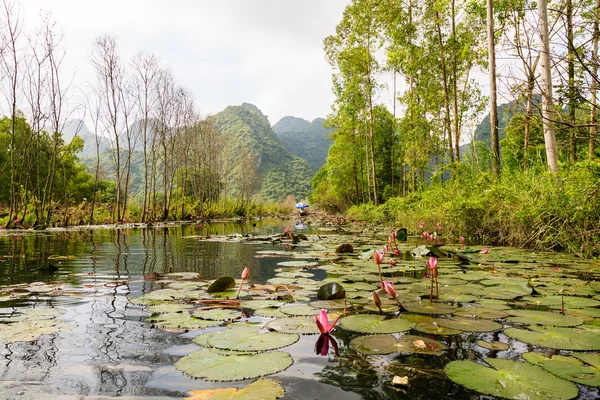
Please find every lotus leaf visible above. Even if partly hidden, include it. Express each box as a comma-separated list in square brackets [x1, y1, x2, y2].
[507, 310, 584, 327]
[240, 300, 286, 310]
[134, 288, 192, 304]
[351, 334, 446, 355]
[193, 309, 242, 321]
[279, 304, 318, 316]
[206, 324, 299, 352]
[265, 317, 321, 335]
[309, 299, 348, 310]
[505, 325, 600, 350]
[165, 272, 200, 279]
[147, 304, 193, 314]
[316, 282, 345, 300]
[338, 315, 415, 334]
[435, 316, 502, 332]
[445, 358, 578, 400]
[524, 295, 600, 309]
[414, 321, 462, 335]
[523, 352, 600, 386]
[254, 307, 286, 318]
[0, 319, 76, 343]
[207, 277, 237, 293]
[454, 307, 509, 319]
[402, 302, 457, 315]
[276, 261, 319, 268]
[476, 340, 509, 350]
[176, 348, 293, 381]
[187, 377, 285, 400]
[147, 313, 221, 330]
[168, 281, 206, 290]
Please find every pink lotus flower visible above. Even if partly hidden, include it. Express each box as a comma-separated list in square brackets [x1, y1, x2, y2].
[481, 248, 489, 254]
[284, 227, 290, 233]
[353, 221, 357, 227]
[373, 250, 384, 265]
[426, 257, 438, 274]
[0, 226, 3, 230]
[388, 236, 393, 245]
[459, 236, 465, 244]
[236, 267, 250, 298]
[437, 223, 442, 231]
[383, 281, 397, 298]
[14, 218, 20, 223]
[427, 257, 439, 302]
[419, 221, 424, 230]
[383, 244, 390, 254]
[315, 309, 339, 334]
[423, 231, 428, 240]
[428, 233, 434, 242]
[392, 231, 397, 241]
[393, 249, 399, 256]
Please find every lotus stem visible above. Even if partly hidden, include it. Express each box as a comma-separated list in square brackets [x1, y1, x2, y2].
[430, 276, 433, 303]
[236, 278, 245, 299]
[280, 284, 297, 302]
[561, 295, 565, 315]
[435, 277, 439, 300]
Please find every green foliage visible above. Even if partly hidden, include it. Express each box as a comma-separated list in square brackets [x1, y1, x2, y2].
[347, 162, 600, 257]
[273, 117, 334, 171]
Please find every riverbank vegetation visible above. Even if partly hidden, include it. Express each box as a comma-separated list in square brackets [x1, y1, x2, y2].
[312, 0, 600, 257]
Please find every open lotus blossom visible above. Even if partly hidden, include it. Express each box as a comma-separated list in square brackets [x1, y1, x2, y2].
[315, 309, 339, 334]
[383, 281, 397, 298]
[372, 290, 382, 313]
[480, 247, 489, 254]
[236, 267, 250, 298]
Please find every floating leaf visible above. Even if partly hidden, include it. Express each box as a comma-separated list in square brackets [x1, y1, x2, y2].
[351, 334, 446, 355]
[317, 282, 345, 300]
[414, 321, 462, 335]
[434, 316, 502, 332]
[254, 307, 286, 318]
[206, 324, 299, 352]
[279, 304, 318, 316]
[176, 348, 293, 381]
[524, 296, 600, 309]
[507, 310, 585, 327]
[240, 300, 286, 310]
[207, 277, 237, 293]
[505, 325, 600, 350]
[523, 352, 600, 386]
[309, 299, 348, 310]
[193, 309, 242, 321]
[445, 358, 578, 400]
[147, 313, 220, 330]
[453, 307, 508, 319]
[147, 304, 193, 314]
[0, 319, 76, 343]
[266, 317, 321, 335]
[338, 315, 415, 334]
[402, 302, 457, 315]
[476, 340, 509, 351]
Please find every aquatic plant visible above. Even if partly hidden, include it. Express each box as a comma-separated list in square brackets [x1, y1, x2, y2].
[382, 281, 403, 308]
[236, 267, 250, 298]
[480, 247, 489, 254]
[372, 291, 382, 313]
[373, 250, 384, 287]
[315, 333, 339, 356]
[459, 236, 465, 248]
[314, 309, 339, 334]
[426, 256, 438, 302]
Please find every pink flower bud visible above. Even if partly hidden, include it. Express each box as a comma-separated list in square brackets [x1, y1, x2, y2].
[241, 267, 250, 280]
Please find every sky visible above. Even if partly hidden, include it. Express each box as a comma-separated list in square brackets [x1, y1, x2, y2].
[21, 0, 351, 125]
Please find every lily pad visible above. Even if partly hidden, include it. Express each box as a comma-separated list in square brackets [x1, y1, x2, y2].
[402, 302, 457, 315]
[0, 319, 76, 343]
[254, 307, 286, 318]
[207, 277, 237, 293]
[505, 325, 600, 350]
[523, 352, 600, 386]
[187, 377, 285, 400]
[338, 315, 415, 334]
[434, 316, 502, 332]
[454, 307, 509, 319]
[147, 304, 193, 314]
[351, 334, 446, 355]
[240, 300, 286, 310]
[193, 309, 243, 321]
[476, 340, 509, 351]
[176, 348, 293, 381]
[206, 324, 299, 352]
[265, 317, 321, 335]
[445, 358, 578, 400]
[279, 304, 318, 316]
[414, 321, 462, 335]
[507, 310, 585, 327]
[147, 313, 221, 330]
[317, 282, 346, 300]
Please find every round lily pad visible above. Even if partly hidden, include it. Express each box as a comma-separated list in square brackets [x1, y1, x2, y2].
[434, 316, 502, 332]
[254, 307, 287, 318]
[192, 309, 242, 321]
[402, 302, 457, 315]
[0, 319, 76, 343]
[524, 296, 600, 309]
[206, 324, 299, 352]
[265, 317, 321, 335]
[276, 261, 319, 268]
[176, 348, 293, 381]
[309, 300, 348, 310]
[279, 304, 318, 316]
[240, 300, 286, 310]
[445, 358, 578, 400]
[187, 377, 285, 400]
[414, 321, 462, 335]
[338, 315, 415, 334]
[476, 340, 509, 351]
[207, 277, 236, 293]
[523, 352, 600, 386]
[351, 334, 446, 355]
[147, 304, 193, 314]
[453, 307, 509, 319]
[507, 310, 585, 327]
[147, 313, 221, 330]
[505, 325, 600, 350]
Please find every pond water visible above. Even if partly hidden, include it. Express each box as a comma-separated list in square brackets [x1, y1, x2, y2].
[0, 220, 599, 400]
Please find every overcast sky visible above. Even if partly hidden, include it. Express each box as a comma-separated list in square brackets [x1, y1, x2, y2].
[21, 0, 351, 125]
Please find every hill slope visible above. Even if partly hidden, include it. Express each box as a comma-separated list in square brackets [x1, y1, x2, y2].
[214, 103, 314, 202]
[272, 116, 333, 171]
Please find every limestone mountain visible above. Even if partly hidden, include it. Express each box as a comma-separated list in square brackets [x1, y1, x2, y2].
[213, 103, 314, 202]
[62, 119, 107, 157]
[272, 116, 333, 171]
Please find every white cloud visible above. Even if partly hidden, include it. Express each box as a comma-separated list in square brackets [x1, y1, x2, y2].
[19, 0, 350, 124]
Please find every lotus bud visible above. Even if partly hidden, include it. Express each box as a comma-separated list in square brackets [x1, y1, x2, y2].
[373, 250, 384, 265]
[241, 267, 250, 280]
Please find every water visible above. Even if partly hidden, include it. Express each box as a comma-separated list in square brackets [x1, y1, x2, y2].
[0, 221, 598, 399]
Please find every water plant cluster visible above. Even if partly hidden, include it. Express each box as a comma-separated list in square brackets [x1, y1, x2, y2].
[0, 222, 599, 399]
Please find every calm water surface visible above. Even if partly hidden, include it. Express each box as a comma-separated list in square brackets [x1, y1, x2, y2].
[0, 220, 597, 399]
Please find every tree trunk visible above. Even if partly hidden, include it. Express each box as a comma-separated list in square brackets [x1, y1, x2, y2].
[567, 0, 577, 163]
[590, 0, 600, 159]
[537, 0, 559, 173]
[487, 0, 500, 176]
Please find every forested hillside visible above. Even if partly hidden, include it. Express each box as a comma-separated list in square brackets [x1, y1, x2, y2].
[272, 116, 333, 171]
[214, 104, 314, 202]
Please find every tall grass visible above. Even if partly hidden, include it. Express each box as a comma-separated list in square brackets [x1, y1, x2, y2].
[347, 162, 600, 257]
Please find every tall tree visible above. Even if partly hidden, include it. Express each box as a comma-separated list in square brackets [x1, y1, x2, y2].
[487, 0, 500, 176]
